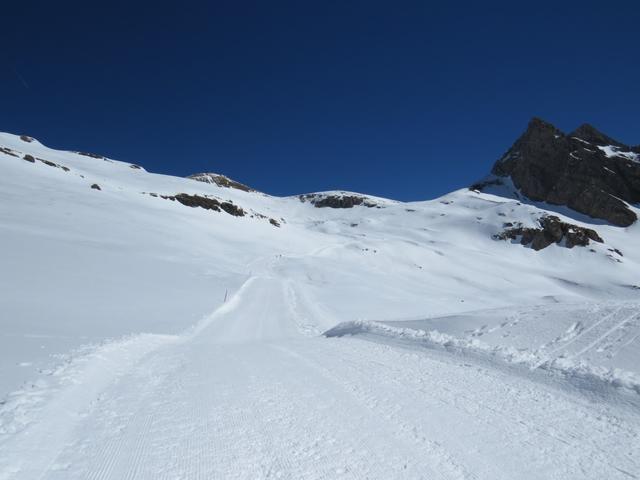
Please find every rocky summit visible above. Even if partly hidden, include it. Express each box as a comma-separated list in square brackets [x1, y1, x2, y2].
[478, 118, 640, 227]
[187, 172, 255, 193]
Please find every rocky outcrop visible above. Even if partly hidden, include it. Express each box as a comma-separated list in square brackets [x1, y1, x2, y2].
[2, 146, 71, 172]
[1, 146, 19, 157]
[160, 193, 246, 217]
[187, 173, 254, 193]
[76, 151, 106, 160]
[494, 216, 604, 251]
[299, 193, 379, 208]
[39, 158, 70, 172]
[146, 192, 281, 226]
[482, 118, 639, 227]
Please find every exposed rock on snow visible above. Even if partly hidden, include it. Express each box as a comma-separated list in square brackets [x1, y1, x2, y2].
[0, 146, 19, 157]
[187, 172, 255, 192]
[483, 117, 640, 227]
[494, 215, 604, 250]
[75, 151, 106, 160]
[162, 193, 246, 217]
[469, 176, 505, 192]
[299, 192, 380, 208]
[4, 148, 70, 173]
[39, 158, 70, 172]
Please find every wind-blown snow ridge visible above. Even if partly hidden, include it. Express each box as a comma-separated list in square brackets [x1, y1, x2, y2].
[324, 319, 640, 395]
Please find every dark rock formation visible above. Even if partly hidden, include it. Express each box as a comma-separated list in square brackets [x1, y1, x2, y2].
[164, 193, 246, 217]
[19, 135, 35, 143]
[149, 192, 284, 225]
[469, 177, 503, 192]
[299, 193, 378, 208]
[0, 147, 19, 157]
[570, 123, 626, 149]
[3, 148, 69, 172]
[39, 158, 70, 172]
[129, 164, 142, 170]
[187, 173, 254, 193]
[494, 215, 604, 251]
[77, 151, 106, 160]
[91, 183, 101, 190]
[482, 118, 640, 227]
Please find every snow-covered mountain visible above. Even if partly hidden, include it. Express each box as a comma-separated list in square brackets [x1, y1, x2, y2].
[1, 121, 639, 479]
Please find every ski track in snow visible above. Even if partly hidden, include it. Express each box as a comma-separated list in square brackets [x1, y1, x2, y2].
[569, 311, 639, 360]
[1, 276, 639, 480]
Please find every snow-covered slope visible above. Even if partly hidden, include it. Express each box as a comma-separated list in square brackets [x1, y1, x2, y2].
[1, 129, 639, 479]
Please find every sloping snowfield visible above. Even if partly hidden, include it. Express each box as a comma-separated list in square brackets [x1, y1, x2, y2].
[1, 132, 639, 478]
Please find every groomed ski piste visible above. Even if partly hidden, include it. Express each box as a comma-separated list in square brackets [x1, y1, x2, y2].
[1, 132, 639, 479]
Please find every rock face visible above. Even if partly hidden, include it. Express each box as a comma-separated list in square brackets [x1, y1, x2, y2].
[187, 173, 254, 193]
[299, 193, 379, 208]
[165, 193, 246, 217]
[484, 118, 640, 227]
[494, 216, 604, 251]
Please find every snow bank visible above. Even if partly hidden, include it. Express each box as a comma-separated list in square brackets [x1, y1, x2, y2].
[0, 333, 177, 442]
[324, 320, 640, 395]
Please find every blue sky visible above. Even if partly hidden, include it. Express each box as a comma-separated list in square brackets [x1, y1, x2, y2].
[3, 1, 639, 200]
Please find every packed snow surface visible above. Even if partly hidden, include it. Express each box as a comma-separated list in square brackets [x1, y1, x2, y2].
[1, 132, 639, 479]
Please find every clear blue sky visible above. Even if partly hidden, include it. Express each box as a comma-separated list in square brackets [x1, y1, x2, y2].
[3, 1, 639, 200]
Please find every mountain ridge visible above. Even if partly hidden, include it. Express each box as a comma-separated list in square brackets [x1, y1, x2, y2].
[10, 119, 639, 229]
[1, 126, 640, 479]
[478, 117, 639, 227]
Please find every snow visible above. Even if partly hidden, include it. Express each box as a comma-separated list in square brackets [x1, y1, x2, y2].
[598, 144, 640, 163]
[571, 136, 592, 144]
[325, 301, 640, 395]
[1, 131, 640, 478]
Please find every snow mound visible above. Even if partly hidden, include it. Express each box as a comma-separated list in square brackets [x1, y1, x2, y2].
[324, 304, 640, 396]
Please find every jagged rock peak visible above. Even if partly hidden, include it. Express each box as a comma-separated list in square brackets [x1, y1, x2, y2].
[526, 117, 563, 135]
[484, 117, 639, 227]
[570, 123, 627, 148]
